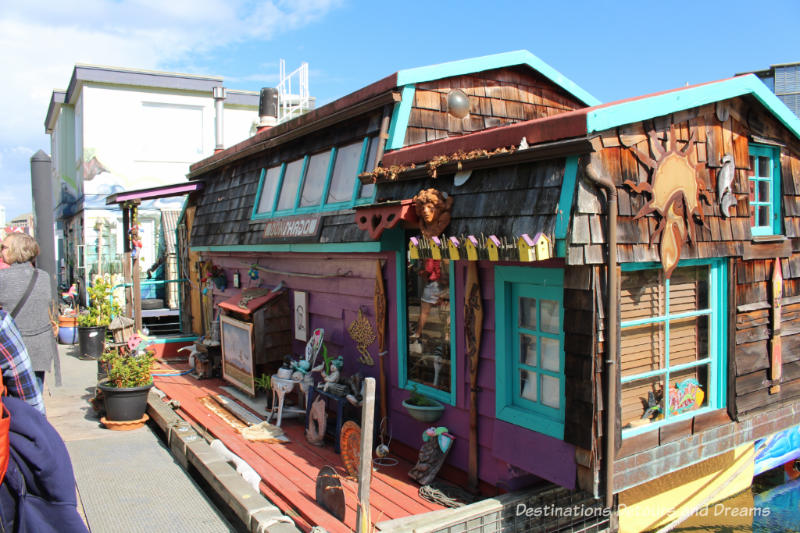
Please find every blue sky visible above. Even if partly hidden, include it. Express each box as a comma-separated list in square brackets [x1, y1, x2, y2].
[1, 0, 798, 220]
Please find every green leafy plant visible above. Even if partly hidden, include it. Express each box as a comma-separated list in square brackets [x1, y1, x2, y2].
[407, 384, 439, 407]
[101, 347, 154, 388]
[254, 373, 271, 392]
[77, 276, 120, 327]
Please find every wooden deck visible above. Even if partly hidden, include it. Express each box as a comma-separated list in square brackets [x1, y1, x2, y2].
[152, 364, 444, 532]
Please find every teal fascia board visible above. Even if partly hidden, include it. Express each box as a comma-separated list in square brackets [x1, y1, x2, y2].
[396, 50, 600, 107]
[587, 75, 800, 142]
[386, 85, 415, 150]
[149, 336, 199, 344]
[191, 242, 384, 253]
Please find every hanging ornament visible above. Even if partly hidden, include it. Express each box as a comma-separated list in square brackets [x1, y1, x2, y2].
[248, 265, 259, 280]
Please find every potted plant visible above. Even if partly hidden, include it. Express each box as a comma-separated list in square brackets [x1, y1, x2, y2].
[77, 276, 120, 359]
[255, 373, 272, 411]
[402, 385, 445, 423]
[97, 345, 155, 424]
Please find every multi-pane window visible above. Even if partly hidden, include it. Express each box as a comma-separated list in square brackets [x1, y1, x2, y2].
[252, 135, 377, 219]
[620, 261, 726, 438]
[748, 144, 781, 236]
[495, 267, 565, 439]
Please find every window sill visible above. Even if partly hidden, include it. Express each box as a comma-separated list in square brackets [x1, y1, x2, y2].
[742, 236, 791, 260]
[751, 235, 786, 244]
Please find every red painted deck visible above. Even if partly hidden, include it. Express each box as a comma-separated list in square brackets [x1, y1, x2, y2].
[152, 365, 444, 532]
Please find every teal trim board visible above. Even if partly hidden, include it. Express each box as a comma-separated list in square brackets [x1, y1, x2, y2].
[191, 242, 383, 253]
[396, 50, 600, 107]
[386, 85, 415, 151]
[587, 75, 800, 142]
[554, 156, 579, 257]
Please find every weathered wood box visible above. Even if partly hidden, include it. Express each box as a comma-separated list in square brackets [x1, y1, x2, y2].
[217, 289, 292, 395]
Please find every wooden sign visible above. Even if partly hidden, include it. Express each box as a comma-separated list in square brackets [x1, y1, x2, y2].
[770, 259, 783, 394]
[263, 214, 321, 241]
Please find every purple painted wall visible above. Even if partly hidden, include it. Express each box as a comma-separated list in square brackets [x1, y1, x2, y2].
[388, 259, 576, 490]
[203, 252, 575, 490]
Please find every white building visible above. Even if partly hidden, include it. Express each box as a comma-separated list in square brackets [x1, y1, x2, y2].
[44, 64, 262, 294]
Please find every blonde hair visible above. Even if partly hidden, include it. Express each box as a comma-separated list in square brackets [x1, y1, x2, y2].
[2, 233, 39, 264]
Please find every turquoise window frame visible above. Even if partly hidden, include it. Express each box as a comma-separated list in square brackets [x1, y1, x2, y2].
[495, 266, 565, 439]
[620, 259, 728, 439]
[251, 135, 377, 221]
[396, 255, 457, 406]
[748, 144, 782, 236]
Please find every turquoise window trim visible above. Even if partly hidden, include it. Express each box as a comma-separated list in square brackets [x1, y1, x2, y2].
[314, 149, 337, 209]
[190, 242, 384, 253]
[349, 137, 370, 207]
[748, 143, 782, 236]
[495, 266, 565, 439]
[554, 156, 579, 257]
[251, 168, 267, 220]
[397, 256, 457, 406]
[251, 136, 378, 221]
[620, 259, 727, 439]
[386, 85, 415, 151]
[251, 163, 286, 221]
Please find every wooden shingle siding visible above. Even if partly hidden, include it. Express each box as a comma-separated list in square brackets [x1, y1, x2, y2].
[378, 159, 566, 243]
[403, 67, 584, 148]
[191, 113, 381, 247]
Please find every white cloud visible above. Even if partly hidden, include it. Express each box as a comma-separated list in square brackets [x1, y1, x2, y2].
[0, 0, 340, 217]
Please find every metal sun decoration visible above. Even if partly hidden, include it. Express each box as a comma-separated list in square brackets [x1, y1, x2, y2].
[348, 309, 377, 366]
[624, 124, 712, 278]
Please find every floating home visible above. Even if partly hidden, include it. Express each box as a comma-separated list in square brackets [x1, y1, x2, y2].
[175, 51, 800, 531]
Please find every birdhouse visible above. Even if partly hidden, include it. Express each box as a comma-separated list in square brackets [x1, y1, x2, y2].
[465, 235, 479, 261]
[447, 236, 460, 260]
[532, 232, 552, 261]
[518, 234, 536, 262]
[430, 236, 443, 260]
[409, 237, 420, 260]
[487, 235, 501, 261]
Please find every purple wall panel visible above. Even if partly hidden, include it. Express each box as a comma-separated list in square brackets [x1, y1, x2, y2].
[492, 420, 576, 489]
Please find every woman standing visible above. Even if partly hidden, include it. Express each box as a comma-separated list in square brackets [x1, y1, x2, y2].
[0, 233, 60, 393]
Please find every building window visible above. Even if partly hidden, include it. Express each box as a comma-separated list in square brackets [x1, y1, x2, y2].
[748, 144, 782, 236]
[400, 257, 455, 405]
[495, 267, 565, 439]
[252, 135, 377, 219]
[620, 260, 727, 438]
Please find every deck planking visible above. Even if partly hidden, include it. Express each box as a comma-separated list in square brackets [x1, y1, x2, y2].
[153, 369, 442, 532]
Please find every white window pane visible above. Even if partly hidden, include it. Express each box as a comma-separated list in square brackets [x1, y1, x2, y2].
[541, 375, 560, 408]
[299, 151, 331, 207]
[256, 166, 282, 213]
[540, 337, 560, 372]
[520, 370, 537, 401]
[520, 334, 537, 367]
[540, 299, 559, 333]
[519, 297, 536, 329]
[276, 159, 304, 210]
[327, 142, 362, 204]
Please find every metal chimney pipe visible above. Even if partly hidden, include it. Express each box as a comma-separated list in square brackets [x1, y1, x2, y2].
[257, 87, 279, 132]
[213, 86, 226, 152]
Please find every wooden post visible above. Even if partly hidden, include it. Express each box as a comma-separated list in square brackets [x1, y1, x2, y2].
[356, 377, 376, 533]
[121, 207, 133, 319]
[131, 204, 142, 332]
[769, 258, 783, 394]
[464, 262, 483, 493]
[374, 261, 388, 441]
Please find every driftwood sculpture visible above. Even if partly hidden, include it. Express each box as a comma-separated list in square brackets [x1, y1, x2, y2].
[717, 154, 736, 218]
[413, 188, 454, 239]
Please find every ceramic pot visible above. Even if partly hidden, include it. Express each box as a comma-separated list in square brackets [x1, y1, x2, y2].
[402, 398, 445, 423]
